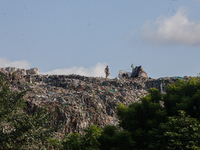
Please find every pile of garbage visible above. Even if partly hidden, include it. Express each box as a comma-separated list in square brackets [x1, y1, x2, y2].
[118, 65, 148, 79]
[131, 65, 148, 78]
[0, 67, 40, 75]
[0, 69, 190, 140]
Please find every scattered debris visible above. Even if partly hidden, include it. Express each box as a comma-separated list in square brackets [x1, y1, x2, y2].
[131, 65, 148, 78]
[3, 67, 40, 75]
[0, 67, 190, 140]
[118, 65, 147, 79]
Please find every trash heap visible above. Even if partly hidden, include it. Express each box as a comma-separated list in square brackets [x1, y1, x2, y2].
[0, 70, 190, 140]
[131, 65, 148, 78]
[118, 65, 148, 79]
[1, 67, 40, 75]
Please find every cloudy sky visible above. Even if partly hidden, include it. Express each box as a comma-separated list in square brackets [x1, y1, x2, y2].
[1, 0, 200, 78]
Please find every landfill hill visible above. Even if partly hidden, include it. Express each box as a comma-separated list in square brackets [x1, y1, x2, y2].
[2, 72, 190, 139]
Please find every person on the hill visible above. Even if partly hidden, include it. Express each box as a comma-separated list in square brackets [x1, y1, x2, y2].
[105, 65, 110, 78]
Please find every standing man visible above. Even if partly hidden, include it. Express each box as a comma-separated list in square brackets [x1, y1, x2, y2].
[105, 65, 110, 78]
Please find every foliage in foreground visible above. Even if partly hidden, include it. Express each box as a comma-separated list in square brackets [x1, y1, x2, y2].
[62, 125, 102, 150]
[98, 125, 135, 150]
[0, 74, 61, 149]
[148, 110, 200, 150]
[116, 77, 200, 149]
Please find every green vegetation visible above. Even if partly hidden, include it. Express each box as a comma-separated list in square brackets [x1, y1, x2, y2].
[114, 78, 200, 149]
[1, 73, 200, 149]
[98, 125, 135, 150]
[0, 74, 61, 149]
[62, 125, 102, 150]
[148, 110, 200, 149]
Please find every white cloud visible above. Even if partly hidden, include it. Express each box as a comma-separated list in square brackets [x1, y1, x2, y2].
[41, 62, 108, 77]
[0, 57, 30, 69]
[141, 8, 200, 45]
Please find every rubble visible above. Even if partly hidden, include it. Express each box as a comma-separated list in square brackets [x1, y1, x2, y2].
[26, 68, 40, 75]
[118, 70, 132, 79]
[3, 67, 40, 75]
[0, 69, 190, 140]
[118, 65, 147, 79]
[131, 65, 148, 78]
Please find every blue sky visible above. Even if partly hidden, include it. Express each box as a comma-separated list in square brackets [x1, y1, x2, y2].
[1, 0, 200, 78]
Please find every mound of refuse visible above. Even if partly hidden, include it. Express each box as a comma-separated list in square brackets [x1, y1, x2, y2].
[0, 69, 190, 140]
[131, 65, 148, 78]
[0, 67, 40, 75]
[118, 65, 148, 79]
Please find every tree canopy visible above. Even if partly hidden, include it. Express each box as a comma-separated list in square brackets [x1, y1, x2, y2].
[0, 74, 61, 149]
[115, 77, 200, 149]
